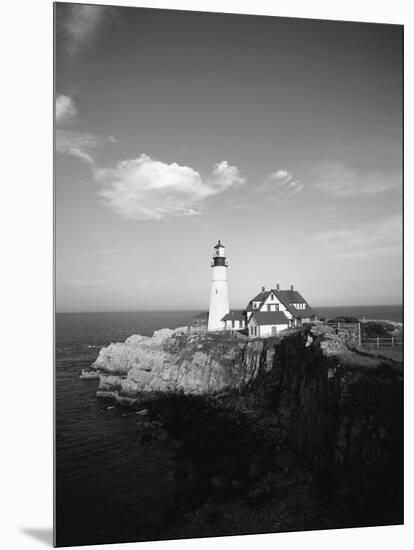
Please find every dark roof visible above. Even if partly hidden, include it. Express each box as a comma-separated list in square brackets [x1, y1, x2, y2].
[214, 240, 225, 249]
[272, 290, 315, 318]
[246, 287, 315, 319]
[191, 311, 209, 320]
[249, 311, 289, 326]
[221, 310, 246, 321]
[251, 290, 270, 303]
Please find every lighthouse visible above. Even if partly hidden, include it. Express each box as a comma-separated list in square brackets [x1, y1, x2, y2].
[208, 240, 230, 331]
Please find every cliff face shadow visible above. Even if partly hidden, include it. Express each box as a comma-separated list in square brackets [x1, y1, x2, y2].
[20, 528, 53, 547]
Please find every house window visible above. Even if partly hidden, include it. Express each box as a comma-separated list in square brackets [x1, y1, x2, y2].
[267, 304, 271, 311]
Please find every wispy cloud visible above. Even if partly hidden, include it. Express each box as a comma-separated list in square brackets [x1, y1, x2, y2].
[56, 129, 116, 166]
[96, 155, 245, 220]
[313, 163, 401, 197]
[308, 214, 402, 260]
[57, 4, 114, 60]
[56, 94, 77, 124]
[55, 95, 116, 167]
[261, 169, 304, 198]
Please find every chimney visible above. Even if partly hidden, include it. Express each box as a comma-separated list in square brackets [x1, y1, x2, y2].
[261, 286, 265, 292]
[276, 283, 280, 291]
[290, 284, 294, 291]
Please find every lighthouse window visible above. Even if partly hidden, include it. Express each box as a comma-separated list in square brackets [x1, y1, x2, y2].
[216, 289, 218, 294]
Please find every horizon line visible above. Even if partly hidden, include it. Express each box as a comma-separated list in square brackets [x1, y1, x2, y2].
[56, 304, 403, 315]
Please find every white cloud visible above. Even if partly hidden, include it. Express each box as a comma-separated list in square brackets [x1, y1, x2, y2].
[54, 96, 244, 221]
[308, 214, 402, 260]
[272, 169, 289, 180]
[56, 94, 77, 124]
[313, 163, 401, 197]
[261, 169, 304, 198]
[96, 155, 245, 220]
[58, 4, 112, 59]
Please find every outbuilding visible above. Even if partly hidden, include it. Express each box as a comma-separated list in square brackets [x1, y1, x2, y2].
[247, 310, 290, 338]
[221, 310, 246, 332]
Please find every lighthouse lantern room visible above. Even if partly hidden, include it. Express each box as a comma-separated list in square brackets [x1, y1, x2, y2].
[207, 240, 230, 331]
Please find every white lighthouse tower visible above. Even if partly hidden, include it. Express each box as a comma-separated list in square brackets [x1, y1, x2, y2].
[208, 240, 230, 331]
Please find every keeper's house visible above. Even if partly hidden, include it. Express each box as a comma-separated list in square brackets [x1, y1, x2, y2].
[246, 285, 316, 338]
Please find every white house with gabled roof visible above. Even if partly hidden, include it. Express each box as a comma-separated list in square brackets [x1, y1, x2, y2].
[246, 284, 316, 338]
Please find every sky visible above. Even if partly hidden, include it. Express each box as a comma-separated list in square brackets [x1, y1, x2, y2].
[55, 3, 403, 312]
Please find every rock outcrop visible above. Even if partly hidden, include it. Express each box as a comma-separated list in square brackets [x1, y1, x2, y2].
[81, 325, 403, 530]
[82, 329, 271, 401]
[81, 325, 401, 402]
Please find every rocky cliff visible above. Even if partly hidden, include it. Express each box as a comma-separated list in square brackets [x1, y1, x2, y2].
[82, 324, 400, 403]
[81, 326, 403, 532]
[82, 328, 272, 402]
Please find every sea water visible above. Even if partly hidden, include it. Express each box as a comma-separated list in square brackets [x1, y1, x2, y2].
[55, 311, 194, 546]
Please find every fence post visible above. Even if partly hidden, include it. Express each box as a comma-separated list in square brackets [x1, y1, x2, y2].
[358, 322, 361, 346]
[377, 337, 380, 348]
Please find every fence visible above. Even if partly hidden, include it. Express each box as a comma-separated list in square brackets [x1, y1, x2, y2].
[359, 337, 403, 350]
[319, 321, 361, 343]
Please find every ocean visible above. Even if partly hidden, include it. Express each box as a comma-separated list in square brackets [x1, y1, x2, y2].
[55, 311, 195, 547]
[55, 305, 402, 546]
[313, 304, 403, 323]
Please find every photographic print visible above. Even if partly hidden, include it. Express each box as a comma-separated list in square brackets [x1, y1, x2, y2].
[54, 2, 403, 547]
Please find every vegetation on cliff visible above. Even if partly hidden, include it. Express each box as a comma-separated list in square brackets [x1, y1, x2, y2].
[140, 333, 402, 538]
[84, 327, 403, 538]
